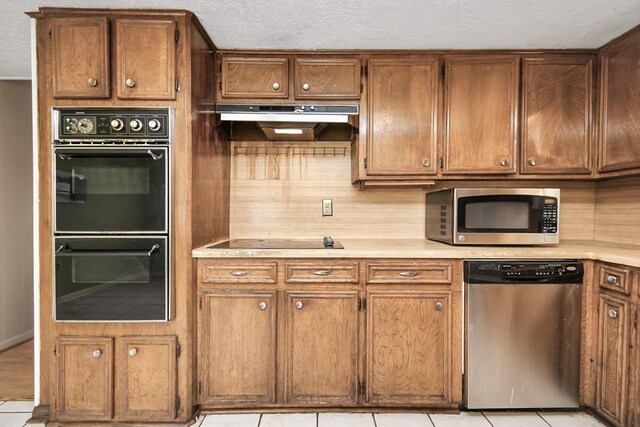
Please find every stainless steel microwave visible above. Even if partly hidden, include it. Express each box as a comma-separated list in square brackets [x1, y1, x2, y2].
[426, 188, 560, 245]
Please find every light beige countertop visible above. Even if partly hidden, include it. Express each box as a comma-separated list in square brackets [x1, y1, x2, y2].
[193, 239, 640, 267]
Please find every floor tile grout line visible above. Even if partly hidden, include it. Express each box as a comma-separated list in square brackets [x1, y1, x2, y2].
[258, 413, 263, 427]
[316, 412, 319, 427]
[536, 411, 553, 427]
[481, 411, 497, 427]
[371, 412, 377, 427]
[426, 413, 436, 427]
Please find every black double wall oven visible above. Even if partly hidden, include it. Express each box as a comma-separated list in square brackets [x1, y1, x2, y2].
[53, 108, 171, 321]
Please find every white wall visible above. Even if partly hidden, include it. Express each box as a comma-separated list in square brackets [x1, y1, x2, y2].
[0, 80, 34, 350]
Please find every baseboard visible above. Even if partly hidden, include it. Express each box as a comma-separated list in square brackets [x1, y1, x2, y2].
[0, 330, 34, 352]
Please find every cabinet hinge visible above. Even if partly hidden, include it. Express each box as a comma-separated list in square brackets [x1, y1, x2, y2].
[364, 158, 367, 170]
[176, 343, 181, 358]
[198, 381, 202, 394]
[176, 79, 181, 92]
[360, 83, 363, 94]
[441, 64, 445, 78]
[364, 65, 368, 78]
[635, 312, 638, 328]
[175, 29, 180, 44]
[359, 297, 367, 311]
[48, 30, 52, 39]
[53, 346, 57, 356]
[358, 381, 366, 397]
[199, 296, 202, 310]
[439, 157, 444, 168]
[176, 395, 181, 411]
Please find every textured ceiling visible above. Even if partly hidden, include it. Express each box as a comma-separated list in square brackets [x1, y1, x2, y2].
[1, 0, 639, 78]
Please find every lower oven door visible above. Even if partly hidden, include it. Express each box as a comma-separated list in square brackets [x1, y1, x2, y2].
[54, 236, 168, 321]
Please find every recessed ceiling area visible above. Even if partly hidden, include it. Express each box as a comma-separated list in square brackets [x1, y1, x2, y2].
[1, 0, 639, 78]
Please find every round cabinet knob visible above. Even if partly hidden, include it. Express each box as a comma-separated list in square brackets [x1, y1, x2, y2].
[110, 119, 124, 131]
[148, 119, 161, 132]
[500, 159, 510, 167]
[608, 309, 618, 319]
[129, 119, 143, 132]
[88, 78, 98, 87]
[528, 159, 537, 166]
[435, 302, 444, 310]
[259, 302, 267, 310]
[92, 349, 102, 358]
[422, 159, 430, 167]
[295, 301, 303, 309]
[302, 83, 310, 91]
[128, 348, 138, 357]
[607, 275, 618, 284]
[126, 78, 136, 88]
[272, 82, 280, 90]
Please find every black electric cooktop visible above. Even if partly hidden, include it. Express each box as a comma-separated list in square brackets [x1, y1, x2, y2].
[208, 237, 344, 250]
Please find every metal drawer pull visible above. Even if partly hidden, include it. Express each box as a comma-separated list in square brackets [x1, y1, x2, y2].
[528, 159, 537, 166]
[92, 349, 102, 358]
[88, 78, 98, 87]
[312, 270, 332, 276]
[126, 78, 136, 88]
[399, 271, 419, 277]
[272, 82, 280, 90]
[500, 159, 510, 167]
[608, 309, 618, 319]
[259, 302, 267, 310]
[435, 302, 443, 310]
[295, 301, 303, 309]
[128, 348, 138, 357]
[302, 83, 310, 91]
[606, 275, 618, 284]
[230, 271, 249, 276]
[422, 159, 430, 167]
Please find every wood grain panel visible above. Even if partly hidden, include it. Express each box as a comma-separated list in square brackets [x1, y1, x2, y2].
[521, 56, 593, 174]
[443, 56, 519, 174]
[366, 291, 452, 405]
[294, 58, 361, 99]
[51, 17, 110, 98]
[284, 291, 358, 405]
[366, 58, 439, 175]
[285, 261, 359, 283]
[595, 176, 640, 245]
[599, 29, 640, 173]
[597, 262, 633, 296]
[116, 336, 176, 421]
[199, 261, 277, 284]
[115, 19, 176, 100]
[366, 262, 452, 284]
[200, 291, 277, 405]
[56, 337, 113, 421]
[221, 56, 289, 99]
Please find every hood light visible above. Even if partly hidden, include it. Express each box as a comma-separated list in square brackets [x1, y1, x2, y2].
[273, 128, 304, 135]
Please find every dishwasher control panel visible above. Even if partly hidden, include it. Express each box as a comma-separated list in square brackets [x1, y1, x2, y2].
[465, 260, 583, 284]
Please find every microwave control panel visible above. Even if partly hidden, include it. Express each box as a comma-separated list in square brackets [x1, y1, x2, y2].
[541, 199, 558, 233]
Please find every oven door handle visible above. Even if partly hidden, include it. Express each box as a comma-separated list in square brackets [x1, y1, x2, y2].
[55, 243, 161, 257]
[56, 150, 165, 160]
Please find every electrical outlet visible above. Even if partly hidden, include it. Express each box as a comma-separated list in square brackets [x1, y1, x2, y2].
[322, 199, 333, 216]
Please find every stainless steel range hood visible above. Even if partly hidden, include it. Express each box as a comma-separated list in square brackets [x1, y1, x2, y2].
[216, 104, 359, 141]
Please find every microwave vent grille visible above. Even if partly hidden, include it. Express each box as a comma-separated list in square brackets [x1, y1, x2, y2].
[440, 205, 447, 235]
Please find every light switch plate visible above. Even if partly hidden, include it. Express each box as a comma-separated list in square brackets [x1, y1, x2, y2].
[322, 199, 333, 216]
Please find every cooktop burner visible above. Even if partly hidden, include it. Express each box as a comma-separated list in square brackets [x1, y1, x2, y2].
[208, 236, 344, 250]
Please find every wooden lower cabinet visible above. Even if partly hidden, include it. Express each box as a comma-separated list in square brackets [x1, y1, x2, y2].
[284, 290, 359, 405]
[199, 290, 277, 405]
[366, 291, 455, 405]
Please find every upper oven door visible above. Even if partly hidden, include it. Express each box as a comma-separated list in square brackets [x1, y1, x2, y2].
[54, 147, 168, 234]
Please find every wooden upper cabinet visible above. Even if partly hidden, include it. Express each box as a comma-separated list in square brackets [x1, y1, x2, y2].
[294, 58, 361, 99]
[115, 19, 176, 100]
[443, 56, 519, 174]
[56, 337, 113, 421]
[521, 57, 593, 174]
[599, 30, 640, 173]
[51, 17, 110, 98]
[366, 58, 439, 176]
[284, 291, 359, 405]
[221, 56, 289, 99]
[116, 336, 177, 421]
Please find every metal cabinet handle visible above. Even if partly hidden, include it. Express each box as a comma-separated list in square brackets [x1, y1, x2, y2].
[435, 301, 443, 310]
[313, 270, 331, 276]
[126, 78, 136, 88]
[608, 309, 618, 319]
[295, 301, 303, 309]
[259, 301, 267, 310]
[230, 271, 248, 276]
[128, 348, 138, 357]
[607, 275, 618, 284]
[399, 271, 419, 277]
[92, 349, 102, 358]
[272, 82, 280, 90]
[302, 83, 310, 91]
[88, 78, 98, 87]
[422, 159, 430, 167]
[500, 159, 510, 167]
[528, 159, 537, 166]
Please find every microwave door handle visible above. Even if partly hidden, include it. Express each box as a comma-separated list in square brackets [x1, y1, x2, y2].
[55, 245, 161, 257]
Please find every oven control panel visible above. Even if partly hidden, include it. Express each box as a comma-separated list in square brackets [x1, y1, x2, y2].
[54, 108, 170, 142]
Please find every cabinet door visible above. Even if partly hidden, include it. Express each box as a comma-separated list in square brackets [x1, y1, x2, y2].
[200, 291, 277, 404]
[521, 57, 593, 174]
[221, 56, 289, 99]
[443, 56, 519, 174]
[366, 58, 439, 175]
[55, 337, 113, 421]
[284, 291, 359, 405]
[51, 17, 110, 98]
[115, 19, 176, 100]
[596, 293, 631, 426]
[366, 291, 452, 405]
[294, 58, 361, 99]
[116, 336, 177, 421]
[599, 32, 640, 173]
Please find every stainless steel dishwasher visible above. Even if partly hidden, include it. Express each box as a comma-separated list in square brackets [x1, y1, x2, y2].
[464, 260, 583, 409]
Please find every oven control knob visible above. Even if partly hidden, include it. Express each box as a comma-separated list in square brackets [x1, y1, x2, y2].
[148, 119, 161, 132]
[110, 118, 125, 132]
[129, 119, 143, 132]
[458, 235, 466, 241]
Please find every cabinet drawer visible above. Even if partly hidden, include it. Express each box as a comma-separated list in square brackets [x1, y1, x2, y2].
[366, 262, 452, 284]
[285, 262, 359, 283]
[199, 261, 277, 284]
[597, 263, 632, 295]
[294, 58, 361, 99]
[221, 56, 289, 99]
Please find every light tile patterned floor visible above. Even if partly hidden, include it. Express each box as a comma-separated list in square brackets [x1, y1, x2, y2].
[0, 401, 610, 427]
